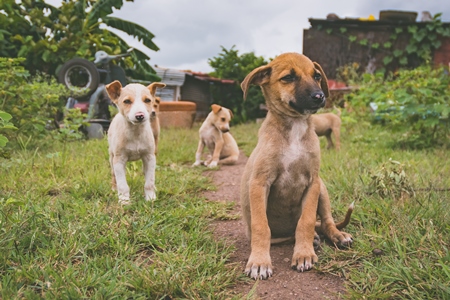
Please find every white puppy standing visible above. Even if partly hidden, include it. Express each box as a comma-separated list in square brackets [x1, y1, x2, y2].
[105, 80, 165, 204]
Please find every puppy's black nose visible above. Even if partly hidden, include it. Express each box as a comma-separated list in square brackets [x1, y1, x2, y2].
[135, 113, 145, 121]
[311, 92, 325, 104]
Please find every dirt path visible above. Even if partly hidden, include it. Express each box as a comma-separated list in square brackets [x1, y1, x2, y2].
[204, 151, 346, 299]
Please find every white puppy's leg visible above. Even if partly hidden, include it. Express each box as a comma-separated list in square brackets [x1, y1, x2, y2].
[113, 157, 130, 204]
[109, 153, 117, 191]
[192, 140, 205, 166]
[143, 153, 157, 201]
[207, 140, 224, 168]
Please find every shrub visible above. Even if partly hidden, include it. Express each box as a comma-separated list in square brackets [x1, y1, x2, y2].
[0, 58, 69, 142]
[0, 110, 17, 148]
[208, 46, 268, 123]
[345, 65, 450, 148]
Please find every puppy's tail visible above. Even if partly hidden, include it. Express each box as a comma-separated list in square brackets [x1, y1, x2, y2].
[315, 201, 354, 232]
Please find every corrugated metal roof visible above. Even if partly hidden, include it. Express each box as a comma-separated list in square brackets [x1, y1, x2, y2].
[154, 67, 186, 86]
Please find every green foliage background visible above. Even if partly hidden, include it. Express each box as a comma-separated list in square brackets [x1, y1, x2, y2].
[0, 0, 159, 81]
[0, 58, 69, 142]
[208, 46, 268, 123]
[345, 65, 450, 148]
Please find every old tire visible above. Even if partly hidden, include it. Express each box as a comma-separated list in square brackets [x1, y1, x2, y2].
[57, 58, 99, 96]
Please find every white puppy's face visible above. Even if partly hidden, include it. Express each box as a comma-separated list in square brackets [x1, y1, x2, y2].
[106, 81, 166, 124]
[117, 84, 152, 124]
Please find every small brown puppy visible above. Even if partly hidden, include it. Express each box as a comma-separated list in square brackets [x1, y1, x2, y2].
[240, 53, 353, 280]
[311, 109, 341, 150]
[192, 104, 239, 168]
[150, 96, 161, 155]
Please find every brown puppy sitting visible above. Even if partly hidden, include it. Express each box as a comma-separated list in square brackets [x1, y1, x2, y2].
[192, 104, 239, 168]
[150, 96, 161, 155]
[240, 53, 353, 280]
[311, 108, 341, 150]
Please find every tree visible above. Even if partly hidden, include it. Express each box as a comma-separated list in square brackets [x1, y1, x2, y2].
[0, 0, 159, 81]
[208, 46, 268, 123]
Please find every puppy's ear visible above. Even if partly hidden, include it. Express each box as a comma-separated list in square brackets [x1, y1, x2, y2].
[228, 109, 234, 119]
[211, 104, 222, 114]
[105, 80, 122, 103]
[313, 62, 329, 98]
[148, 82, 166, 97]
[241, 65, 271, 100]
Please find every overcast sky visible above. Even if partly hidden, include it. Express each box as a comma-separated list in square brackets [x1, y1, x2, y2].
[46, 0, 450, 73]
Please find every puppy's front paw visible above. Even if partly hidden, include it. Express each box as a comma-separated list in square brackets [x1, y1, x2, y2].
[118, 194, 130, 205]
[207, 161, 218, 168]
[145, 189, 156, 201]
[291, 246, 318, 272]
[245, 253, 273, 280]
[192, 161, 202, 167]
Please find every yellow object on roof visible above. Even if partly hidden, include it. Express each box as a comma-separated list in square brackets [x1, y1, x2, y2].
[359, 14, 376, 21]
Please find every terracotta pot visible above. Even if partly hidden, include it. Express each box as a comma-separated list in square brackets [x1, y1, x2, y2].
[158, 101, 197, 128]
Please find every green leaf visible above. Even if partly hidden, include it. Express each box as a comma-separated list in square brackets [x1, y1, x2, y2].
[5, 198, 25, 206]
[383, 56, 393, 65]
[406, 44, 418, 54]
[383, 42, 392, 48]
[42, 50, 51, 62]
[348, 35, 357, 42]
[0, 111, 13, 122]
[408, 25, 418, 34]
[87, 0, 125, 27]
[103, 16, 159, 51]
[359, 39, 368, 46]
[0, 135, 8, 147]
[399, 57, 408, 65]
[393, 50, 403, 57]
[340, 27, 347, 33]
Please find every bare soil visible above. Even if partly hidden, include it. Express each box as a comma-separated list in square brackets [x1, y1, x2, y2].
[203, 151, 346, 299]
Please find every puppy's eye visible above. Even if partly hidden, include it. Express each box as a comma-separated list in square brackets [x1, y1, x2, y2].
[123, 99, 132, 104]
[314, 73, 322, 81]
[221, 117, 226, 122]
[144, 98, 151, 103]
[281, 74, 295, 82]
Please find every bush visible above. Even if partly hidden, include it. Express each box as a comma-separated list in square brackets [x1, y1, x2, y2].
[345, 65, 450, 148]
[0, 58, 69, 143]
[0, 111, 17, 148]
[208, 46, 268, 123]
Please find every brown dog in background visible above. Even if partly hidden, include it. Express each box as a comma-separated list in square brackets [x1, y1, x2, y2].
[240, 53, 353, 280]
[150, 96, 161, 155]
[192, 104, 239, 168]
[311, 108, 341, 150]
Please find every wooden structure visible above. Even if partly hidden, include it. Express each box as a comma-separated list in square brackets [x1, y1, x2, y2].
[154, 67, 235, 121]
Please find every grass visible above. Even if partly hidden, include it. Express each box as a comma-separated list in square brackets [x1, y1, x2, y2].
[234, 114, 449, 299]
[0, 127, 240, 299]
[1, 112, 449, 299]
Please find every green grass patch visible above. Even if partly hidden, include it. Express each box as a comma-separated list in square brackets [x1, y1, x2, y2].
[1, 115, 449, 299]
[0, 127, 240, 299]
[233, 115, 449, 299]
